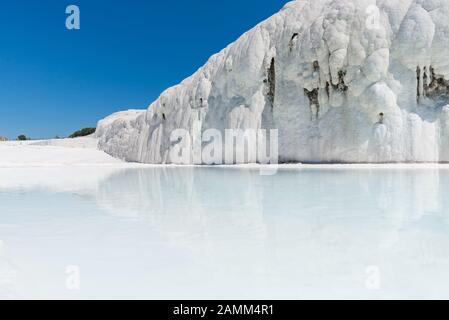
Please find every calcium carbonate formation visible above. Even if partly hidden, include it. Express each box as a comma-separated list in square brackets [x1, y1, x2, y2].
[97, 0, 449, 163]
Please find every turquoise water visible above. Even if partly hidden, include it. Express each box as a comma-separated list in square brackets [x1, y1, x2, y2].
[1, 167, 449, 299]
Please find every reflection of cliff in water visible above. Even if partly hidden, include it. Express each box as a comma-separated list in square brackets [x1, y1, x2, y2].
[2, 167, 449, 298]
[93, 167, 449, 294]
[95, 167, 449, 226]
[95, 168, 270, 271]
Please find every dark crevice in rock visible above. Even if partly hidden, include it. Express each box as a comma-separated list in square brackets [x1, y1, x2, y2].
[332, 70, 348, 92]
[423, 66, 429, 89]
[304, 61, 324, 121]
[162, 103, 167, 121]
[417, 65, 449, 104]
[261, 58, 276, 129]
[325, 81, 330, 98]
[266, 58, 276, 109]
[289, 33, 299, 51]
[304, 88, 320, 121]
[417, 66, 421, 102]
[424, 66, 449, 101]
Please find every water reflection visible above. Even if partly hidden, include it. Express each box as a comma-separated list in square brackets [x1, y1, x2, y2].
[1, 167, 449, 299]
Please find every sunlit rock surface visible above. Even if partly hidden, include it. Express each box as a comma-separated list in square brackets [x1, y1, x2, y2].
[97, 0, 449, 163]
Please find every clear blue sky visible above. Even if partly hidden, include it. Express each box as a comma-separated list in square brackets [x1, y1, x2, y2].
[0, 0, 287, 139]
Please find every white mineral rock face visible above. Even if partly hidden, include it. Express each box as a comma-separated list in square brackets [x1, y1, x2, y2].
[97, 0, 449, 163]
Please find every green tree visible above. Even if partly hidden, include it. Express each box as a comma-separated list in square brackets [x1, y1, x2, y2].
[17, 135, 28, 141]
[69, 128, 96, 138]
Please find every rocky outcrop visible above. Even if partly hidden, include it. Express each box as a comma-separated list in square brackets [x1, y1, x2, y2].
[97, 0, 449, 163]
